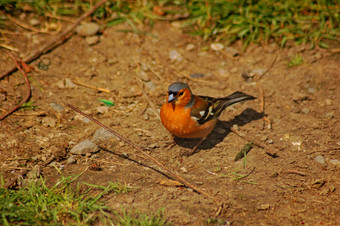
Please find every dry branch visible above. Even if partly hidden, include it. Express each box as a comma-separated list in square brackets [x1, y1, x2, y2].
[0, 52, 31, 121]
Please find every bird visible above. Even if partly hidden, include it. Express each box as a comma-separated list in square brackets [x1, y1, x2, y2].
[160, 82, 255, 155]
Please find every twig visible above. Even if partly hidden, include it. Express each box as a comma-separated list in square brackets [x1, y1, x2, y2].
[257, 84, 272, 129]
[284, 169, 306, 176]
[5, 155, 56, 189]
[231, 127, 278, 157]
[0, 52, 31, 121]
[73, 77, 110, 93]
[257, 54, 277, 80]
[0, 43, 18, 51]
[0, 0, 108, 80]
[66, 104, 220, 205]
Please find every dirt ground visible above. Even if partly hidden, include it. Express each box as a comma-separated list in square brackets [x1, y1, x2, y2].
[0, 20, 339, 225]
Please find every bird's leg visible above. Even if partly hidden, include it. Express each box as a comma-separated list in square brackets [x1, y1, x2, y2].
[184, 137, 207, 156]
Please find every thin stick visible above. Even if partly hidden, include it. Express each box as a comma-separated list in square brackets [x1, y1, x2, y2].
[231, 127, 278, 157]
[73, 78, 110, 93]
[66, 104, 220, 204]
[257, 54, 277, 80]
[0, 52, 31, 121]
[0, 0, 108, 80]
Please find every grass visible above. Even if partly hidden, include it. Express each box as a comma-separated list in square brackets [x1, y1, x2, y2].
[287, 54, 304, 67]
[0, 0, 339, 49]
[0, 171, 170, 225]
[0, 171, 127, 225]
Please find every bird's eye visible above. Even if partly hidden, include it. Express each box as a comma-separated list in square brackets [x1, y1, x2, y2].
[178, 91, 184, 96]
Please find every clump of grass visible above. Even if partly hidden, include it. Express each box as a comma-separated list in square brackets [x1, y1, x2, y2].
[0, 173, 130, 225]
[0, 0, 338, 49]
[19, 101, 38, 110]
[287, 54, 304, 67]
[116, 209, 169, 226]
[181, 0, 339, 49]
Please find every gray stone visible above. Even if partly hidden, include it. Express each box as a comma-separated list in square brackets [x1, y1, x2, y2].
[85, 35, 100, 45]
[301, 108, 310, 114]
[70, 139, 99, 155]
[42, 117, 56, 127]
[225, 47, 239, 56]
[330, 159, 340, 166]
[136, 70, 150, 81]
[96, 106, 109, 114]
[210, 43, 224, 51]
[76, 23, 100, 37]
[314, 155, 325, 164]
[92, 127, 118, 143]
[49, 102, 64, 112]
[169, 49, 183, 62]
[65, 78, 77, 89]
[145, 81, 157, 92]
[66, 156, 77, 164]
[185, 43, 195, 51]
[29, 18, 40, 26]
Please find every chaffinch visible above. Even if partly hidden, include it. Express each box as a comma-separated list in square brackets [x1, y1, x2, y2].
[160, 82, 255, 153]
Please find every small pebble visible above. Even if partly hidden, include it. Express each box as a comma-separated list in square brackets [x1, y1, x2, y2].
[307, 87, 315, 94]
[314, 155, 325, 164]
[258, 203, 270, 210]
[76, 23, 100, 37]
[85, 35, 100, 45]
[218, 68, 228, 77]
[148, 143, 159, 149]
[232, 124, 239, 131]
[267, 139, 274, 144]
[252, 68, 265, 76]
[143, 114, 149, 120]
[56, 81, 65, 89]
[70, 139, 99, 155]
[260, 136, 268, 141]
[66, 156, 77, 164]
[325, 99, 332, 105]
[185, 43, 195, 51]
[225, 47, 239, 56]
[180, 167, 188, 173]
[65, 78, 77, 89]
[145, 81, 157, 92]
[190, 73, 205, 78]
[49, 102, 64, 112]
[169, 49, 183, 62]
[96, 106, 109, 114]
[210, 43, 224, 51]
[42, 117, 56, 127]
[301, 108, 310, 114]
[136, 70, 150, 81]
[29, 18, 40, 26]
[230, 67, 238, 73]
[330, 159, 340, 166]
[74, 114, 90, 123]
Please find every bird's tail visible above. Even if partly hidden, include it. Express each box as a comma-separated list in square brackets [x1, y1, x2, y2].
[223, 91, 256, 108]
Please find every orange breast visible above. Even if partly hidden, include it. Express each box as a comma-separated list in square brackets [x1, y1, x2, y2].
[160, 103, 217, 138]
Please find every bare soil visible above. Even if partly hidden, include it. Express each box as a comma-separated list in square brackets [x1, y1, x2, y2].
[1, 21, 339, 225]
